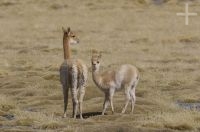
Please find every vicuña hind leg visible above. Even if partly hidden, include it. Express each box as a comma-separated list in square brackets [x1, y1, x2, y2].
[121, 87, 131, 114]
[63, 85, 69, 118]
[71, 81, 78, 119]
[130, 88, 136, 114]
[79, 86, 85, 119]
[71, 89, 78, 119]
[71, 68, 78, 119]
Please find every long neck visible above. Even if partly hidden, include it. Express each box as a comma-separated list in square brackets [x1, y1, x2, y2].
[92, 70, 103, 88]
[63, 36, 71, 59]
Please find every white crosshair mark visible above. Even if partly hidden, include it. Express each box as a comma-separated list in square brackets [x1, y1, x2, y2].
[176, 3, 197, 25]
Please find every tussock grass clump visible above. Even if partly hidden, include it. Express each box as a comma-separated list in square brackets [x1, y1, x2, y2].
[15, 110, 64, 129]
[19, 80, 60, 97]
[142, 111, 200, 130]
[42, 73, 59, 81]
[136, 90, 148, 97]
[137, 0, 149, 4]
[195, 76, 200, 82]
[181, 99, 200, 103]
[0, 69, 8, 77]
[40, 122, 64, 129]
[164, 123, 193, 130]
[19, 83, 43, 97]
[136, 0, 173, 5]
[16, 118, 34, 126]
[142, 122, 163, 129]
[50, 3, 68, 10]
[0, 95, 16, 111]
[0, 1, 17, 7]
[195, 117, 200, 122]
[168, 80, 183, 87]
[179, 36, 200, 44]
[29, 100, 53, 107]
[0, 110, 6, 116]
[145, 91, 177, 112]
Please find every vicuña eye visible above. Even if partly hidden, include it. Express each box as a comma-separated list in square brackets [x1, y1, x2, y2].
[97, 61, 99, 64]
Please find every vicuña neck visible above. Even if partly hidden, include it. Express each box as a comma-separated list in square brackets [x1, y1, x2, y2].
[92, 70, 102, 88]
[63, 37, 71, 60]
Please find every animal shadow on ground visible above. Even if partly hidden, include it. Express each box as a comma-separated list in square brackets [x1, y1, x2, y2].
[76, 112, 107, 119]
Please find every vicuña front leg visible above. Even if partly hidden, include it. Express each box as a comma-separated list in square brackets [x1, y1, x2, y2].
[121, 87, 131, 114]
[102, 93, 109, 115]
[109, 88, 115, 114]
[79, 86, 85, 119]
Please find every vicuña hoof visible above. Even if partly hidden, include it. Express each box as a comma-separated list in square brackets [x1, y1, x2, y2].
[121, 111, 125, 114]
[80, 116, 83, 120]
[63, 115, 67, 118]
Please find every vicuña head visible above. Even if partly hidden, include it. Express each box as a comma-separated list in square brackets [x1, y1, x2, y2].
[62, 27, 80, 59]
[91, 50, 102, 72]
[62, 27, 79, 45]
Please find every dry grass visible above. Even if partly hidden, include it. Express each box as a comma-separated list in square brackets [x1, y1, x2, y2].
[0, 95, 16, 112]
[142, 111, 200, 130]
[16, 118, 34, 126]
[0, 0, 200, 131]
[14, 110, 66, 130]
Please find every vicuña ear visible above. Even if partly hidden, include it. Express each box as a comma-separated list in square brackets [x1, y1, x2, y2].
[67, 27, 71, 33]
[62, 27, 67, 33]
[98, 52, 102, 58]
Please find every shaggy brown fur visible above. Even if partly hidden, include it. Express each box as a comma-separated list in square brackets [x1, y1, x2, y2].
[60, 27, 87, 119]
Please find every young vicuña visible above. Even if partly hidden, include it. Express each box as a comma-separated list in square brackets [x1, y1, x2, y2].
[91, 50, 139, 115]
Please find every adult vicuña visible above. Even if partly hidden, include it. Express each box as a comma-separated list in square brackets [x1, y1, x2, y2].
[60, 27, 87, 119]
[91, 50, 139, 115]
